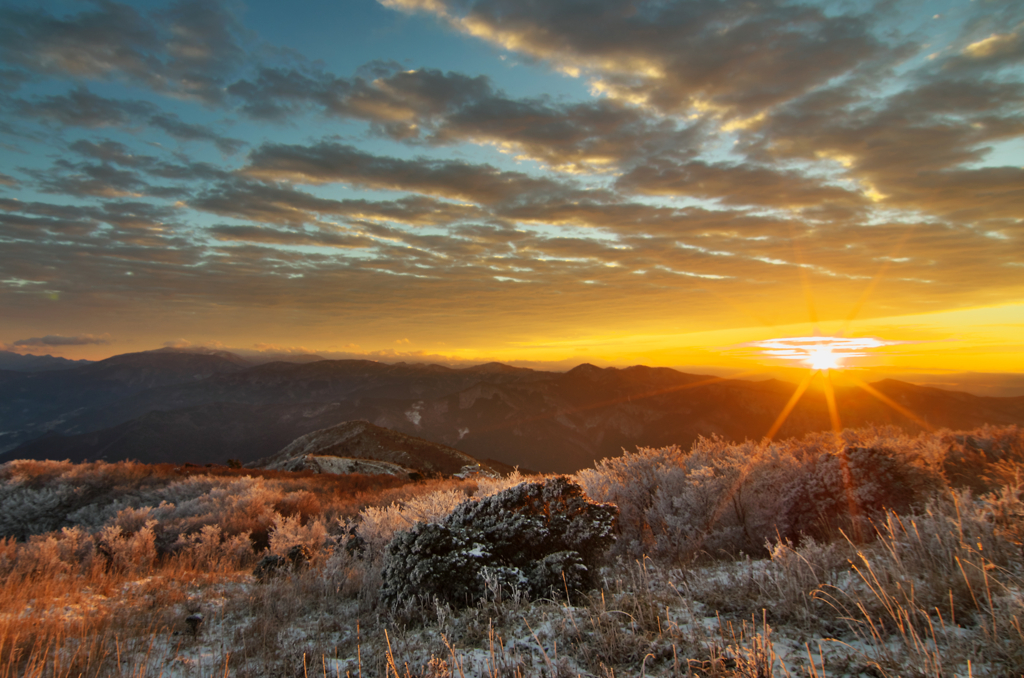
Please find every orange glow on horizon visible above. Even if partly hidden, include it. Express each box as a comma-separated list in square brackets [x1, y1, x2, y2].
[747, 336, 896, 371]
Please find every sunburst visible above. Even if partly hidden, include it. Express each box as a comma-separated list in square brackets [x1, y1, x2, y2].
[708, 245, 934, 543]
[749, 336, 890, 373]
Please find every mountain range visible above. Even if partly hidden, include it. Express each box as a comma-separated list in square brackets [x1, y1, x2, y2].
[0, 350, 93, 372]
[2, 349, 1023, 473]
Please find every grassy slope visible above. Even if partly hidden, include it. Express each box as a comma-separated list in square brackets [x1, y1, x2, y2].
[1, 425, 1022, 677]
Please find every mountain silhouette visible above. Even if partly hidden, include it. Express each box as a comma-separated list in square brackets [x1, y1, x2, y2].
[3, 352, 1022, 472]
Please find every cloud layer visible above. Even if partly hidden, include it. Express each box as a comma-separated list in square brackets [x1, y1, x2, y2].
[0, 0, 1021, 366]
[10, 334, 111, 347]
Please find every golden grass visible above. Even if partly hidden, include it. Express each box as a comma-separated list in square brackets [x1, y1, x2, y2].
[2, 426, 1023, 676]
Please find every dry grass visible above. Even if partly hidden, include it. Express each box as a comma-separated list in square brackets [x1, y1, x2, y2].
[2, 425, 1023, 676]
[0, 555, 250, 677]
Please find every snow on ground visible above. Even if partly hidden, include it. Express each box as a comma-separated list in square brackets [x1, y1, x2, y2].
[21, 549, 1017, 678]
[306, 455, 410, 476]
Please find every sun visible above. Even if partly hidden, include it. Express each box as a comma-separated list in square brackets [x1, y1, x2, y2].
[807, 343, 841, 371]
[749, 335, 890, 372]
[736, 333, 934, 442]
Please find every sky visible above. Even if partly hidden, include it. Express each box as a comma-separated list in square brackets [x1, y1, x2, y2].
[1, 0, 1022, 383]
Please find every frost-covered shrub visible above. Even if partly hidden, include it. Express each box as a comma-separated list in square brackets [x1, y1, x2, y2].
[355, 503, 412, 561]
[253, 553, 289, 582]
[475, 469, 527, 497]
[18, 534, 71, 577]
[0, 480, 79, 540]
[579, 439, 799, 561]
[267, 513, 327, 558]
[354, 489, 470, 561]
[273, 490, 321, 522]
[175, 524, 226, 566]
[577, 445, 686, 558]
[941, 425, 1024, 493]
[252, 544, 316, 582]
[646, 462, 732, 559]
[380, 522, 478, 604]
[174, 524, 255, 569]
[379, 477, 617, 609]
[982, 479, 1024, 548]
[779, 444, 944, 542]
[98, 521, 157, 573]
[403, 489, 468, 524]
[528, 550, 588, 596]
[0, 526, 98, 578]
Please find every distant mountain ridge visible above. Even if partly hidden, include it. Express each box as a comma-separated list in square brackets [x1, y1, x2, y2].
[150, 346, 327, 366]
[2, 349, 1022, 472]
[0, 351, 93, 372]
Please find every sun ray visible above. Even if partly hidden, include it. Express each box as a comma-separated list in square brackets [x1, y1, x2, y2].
[846, 374, 935, 432]
[789, 223, 820, 330]
[697, 284, 779, 329]
[822, 370, 843, 434]
[822, 370, 863, 539]
[765, 369, 817, 441]
[839, 227, 916, 335]
[840, 260, 893, 335]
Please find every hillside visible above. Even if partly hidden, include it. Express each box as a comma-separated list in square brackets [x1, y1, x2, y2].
[1, 424, 1022, 677]
[250, 420, 496, 477]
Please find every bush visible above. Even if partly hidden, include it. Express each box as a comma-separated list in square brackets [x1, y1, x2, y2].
[779, 443, 945, 542]
[579, 438, 800, 562]
[379, 477, 617, 609]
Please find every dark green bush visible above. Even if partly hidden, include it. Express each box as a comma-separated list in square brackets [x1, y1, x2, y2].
[379, 477, 617, 609]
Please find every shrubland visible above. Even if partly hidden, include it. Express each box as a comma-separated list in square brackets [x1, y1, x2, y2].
[0, 424, 1021, 677]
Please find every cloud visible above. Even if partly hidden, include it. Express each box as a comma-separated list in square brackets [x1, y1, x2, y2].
[13, 87, 153, 128]
[12, 87, 244, 153]
[616, 159, 869, 212]
[207, 224, 377, 249]
[5, 1, 709, 174]
[161, 339, 232, 351]
[230, 65, 705, 172]
[0, 0, 1021, 363]
[26, 158, 158, 199]
[242, 141, 588, 206]
[744, 73, 1024, 221]
[228, 64, 491, 130]
[250, 343, 327, 355]
[0, 198, 102, 236]
[191, 178, 486, 227]
[430, 94, 705, 171]
[0, 0, 248, 104]
[13, 333, 111, 347]
[147, 114, 245, 155]
[380, 0, 887, 118]
[15, 138, 236, 201]
[0, 196, 182, 236]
